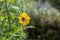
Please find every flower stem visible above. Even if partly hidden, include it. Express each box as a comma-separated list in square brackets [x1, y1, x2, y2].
[5, 0, 11, 28]
[20, 25, 26, 40]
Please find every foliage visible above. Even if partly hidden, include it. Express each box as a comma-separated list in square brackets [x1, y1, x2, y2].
[0, 0, 34, 40]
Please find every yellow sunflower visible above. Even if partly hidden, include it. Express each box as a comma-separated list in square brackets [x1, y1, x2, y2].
[18, 12, 30, 26]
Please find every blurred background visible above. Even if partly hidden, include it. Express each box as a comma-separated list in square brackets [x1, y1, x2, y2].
[0, 0, 60, 40]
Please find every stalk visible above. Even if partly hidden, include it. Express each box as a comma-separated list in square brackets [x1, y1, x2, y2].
[5, 0, 11, 29]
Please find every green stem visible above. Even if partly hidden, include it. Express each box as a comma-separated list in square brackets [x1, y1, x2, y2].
[20, 25, 26, 40]
[5, 0, 11, 29]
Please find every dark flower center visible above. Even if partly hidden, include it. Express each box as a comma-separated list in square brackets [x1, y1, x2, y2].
[22, 17, 25, 21]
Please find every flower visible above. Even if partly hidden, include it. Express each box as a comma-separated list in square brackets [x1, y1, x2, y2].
[18, 12, 30, 26]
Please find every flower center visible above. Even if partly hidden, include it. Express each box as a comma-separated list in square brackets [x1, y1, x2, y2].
[22, 17, 25, 21]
